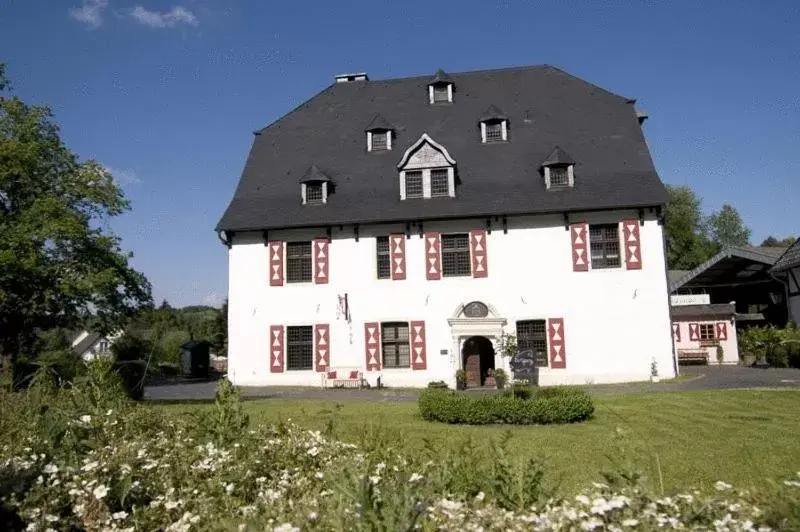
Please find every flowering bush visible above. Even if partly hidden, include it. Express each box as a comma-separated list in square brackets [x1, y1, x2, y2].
[418, 386, 594, 425]
[1, 366, 799, 530]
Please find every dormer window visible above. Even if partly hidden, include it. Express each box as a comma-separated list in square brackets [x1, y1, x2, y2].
[541, 146, 576, 190]
[397, 133, 457, 200]
[428, 69, 453, 104]
[366, 114, 394, 152]
[479, 105, 508, 143]
[299, 164, 333, 205]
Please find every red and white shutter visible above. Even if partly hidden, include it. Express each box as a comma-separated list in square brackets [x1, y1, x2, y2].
[548, 318, 567, 369]
[688, 323, 699, 341]
[570, 223, 589, 272]
[410, 320, 427, 370]
[390, 234, 406, 280]
[313, 238, 329, 284]
[314, 324, 330, 372]
[364, 322, 381, 371]
[424, 232, 441, 280]
[470, 229, 488, 278]
[622, 219, 642, 270]
[716, 322, 728, 341]
[672, 323, 681, 342]
[269, 325, 284, 373]
[268, 241, 284, 286]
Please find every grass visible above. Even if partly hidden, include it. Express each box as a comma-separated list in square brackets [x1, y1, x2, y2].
[154, 389, 800, 496]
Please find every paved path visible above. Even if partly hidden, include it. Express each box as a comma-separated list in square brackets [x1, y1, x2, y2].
[144, 365, 800, 403]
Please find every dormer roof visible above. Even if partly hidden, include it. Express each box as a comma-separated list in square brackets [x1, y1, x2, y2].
[365, 113, 394, 132]
[430, 68, 453, 85]
[479, 104, 507, 122]
[541, 146, 575, 167]
[298, 164, 333, 184]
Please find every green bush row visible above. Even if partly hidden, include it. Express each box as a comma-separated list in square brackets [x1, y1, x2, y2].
[418, 386, 594, 425]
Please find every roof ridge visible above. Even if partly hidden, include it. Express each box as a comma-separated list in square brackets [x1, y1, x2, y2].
[361, 64, 553, 85]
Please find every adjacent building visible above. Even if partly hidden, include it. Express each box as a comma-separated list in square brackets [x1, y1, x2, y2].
[217, 65, 675, 388]
[772, 238, 800, 324]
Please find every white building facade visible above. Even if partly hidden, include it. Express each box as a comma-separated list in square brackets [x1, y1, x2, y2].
[218, 65, 676, 388]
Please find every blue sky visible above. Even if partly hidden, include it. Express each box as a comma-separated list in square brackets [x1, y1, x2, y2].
[1, 0, 798, 307]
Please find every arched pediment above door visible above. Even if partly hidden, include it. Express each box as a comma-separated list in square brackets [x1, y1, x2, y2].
[452, 301, 500, 319]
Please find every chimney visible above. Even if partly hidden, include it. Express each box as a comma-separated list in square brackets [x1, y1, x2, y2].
[636, 109, 649, 125]
[334, 72, 368, 83]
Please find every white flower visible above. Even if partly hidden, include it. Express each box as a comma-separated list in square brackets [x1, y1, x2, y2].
[784, 480, 800, 488]
[273, 524, 299, 532]
[308, 512, 318, 521]
[408, 473, 424, 483]
[92, 484, 109, 500]
[112, 511, 128, 520]
[575, 495, 591, 505]
[165, 500, 180, 510]
[475, 491, 485, 502]
[226, 483, 235, 495]
[369, 475, 381, 485]
[81, 461, 99, 472]
[715, 481, 733, 491]
[43, 464, 58, 474]
[307, 447, 319, 457]
[314, 472, 324, 480]
[622, 518, 639, 527]
[79, 415, 91, 424]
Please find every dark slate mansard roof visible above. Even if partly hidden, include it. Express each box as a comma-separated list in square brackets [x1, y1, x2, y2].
[217, 65, 668, 233]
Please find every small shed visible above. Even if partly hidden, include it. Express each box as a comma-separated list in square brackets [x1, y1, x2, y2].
[180, 340, 210, 378]
[671, 302, 739, 366]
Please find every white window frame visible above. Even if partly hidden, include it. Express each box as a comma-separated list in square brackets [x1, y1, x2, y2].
[301, 182, 328, 205]
[428, 83, 453, 104]
[544, 165, 574, 189]
[367, 130, 392, 152]
[481, 120, 508, 143]
[399, 167, 455, 200]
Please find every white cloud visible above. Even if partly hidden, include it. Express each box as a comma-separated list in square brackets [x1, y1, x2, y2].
[130, 5, 198, 28]
[69, 0, 109, 29]
[104, 166, 142, 187]
[201, 292, 225, 308]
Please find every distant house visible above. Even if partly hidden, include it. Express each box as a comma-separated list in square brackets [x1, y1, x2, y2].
[771, 238, 800, 324]
[670, 299, 738, 365]
[69, 330, 120, 361]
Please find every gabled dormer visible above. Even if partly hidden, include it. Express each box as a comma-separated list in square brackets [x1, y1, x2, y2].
[397, 133, 456, 199]
[479, 104, 508, 143]
[365, 113, 394, 152]
[541, 146, 575, 190]
[299, 164, 333, 205]
[428, 69, 453, 104]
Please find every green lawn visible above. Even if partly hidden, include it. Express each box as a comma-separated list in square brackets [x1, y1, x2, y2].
[155, 389, 800, 495]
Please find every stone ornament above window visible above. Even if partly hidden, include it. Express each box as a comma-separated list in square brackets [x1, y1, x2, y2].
[541, 146, 576, 190]
[463, 301, 489, 318]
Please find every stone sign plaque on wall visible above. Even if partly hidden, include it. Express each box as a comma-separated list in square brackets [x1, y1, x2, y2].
[509, 349, 538, 385]
[463, 301, 489, 318]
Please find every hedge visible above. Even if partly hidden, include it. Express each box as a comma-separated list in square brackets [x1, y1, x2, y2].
[418, 386, 594, 425]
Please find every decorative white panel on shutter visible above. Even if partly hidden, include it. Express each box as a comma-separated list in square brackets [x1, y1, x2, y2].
[269, 325, 284, 373]
[364, 322, 381, 371]
[390, 234, 406, 280]
[548, 318, 566, 369]
[410, 320, 427, 370]
[622, 219, 642, 270]
[570, 223, 589, 272]
[268, 241, 284, 286]
[470, 229, 488, 278]
[424, 232, 441, 280]
[313, 238, 329, 284]
[314, 324, 329, 372]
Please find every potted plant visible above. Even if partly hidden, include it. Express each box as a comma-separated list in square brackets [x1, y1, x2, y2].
[494, 368, 508, 389]
[650, 358, 660, 383]
[716, 345, 724, 365]
[455, 369, 467, 391]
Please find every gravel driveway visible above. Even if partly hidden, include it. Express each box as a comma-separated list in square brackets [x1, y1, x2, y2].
[144, 365, 800, 403]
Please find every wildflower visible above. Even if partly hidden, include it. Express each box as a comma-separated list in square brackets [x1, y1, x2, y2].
[165, 500, 180, 510]
[369, 475, 381, 485]
[408, 473, 424, 483]
[308, 512, 318, 521]
[715, 481, 733, 491]
[43, 464, 59, 474]
[314, 472, 324, 480]
[79, 415, 91, 424]
[475, 491, 485, 502]
[112, 511, 128, 520]
[575, 495, 591, 505]
[622, 518, 639, 527]
[92, 484, 109, 500]
[273, 524, 299, 532]
[784, 480, 800, 488]
[307, 446, 319, 457]
[226, 483, 235, 495]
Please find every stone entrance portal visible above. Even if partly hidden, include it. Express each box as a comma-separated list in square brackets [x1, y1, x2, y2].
[462, 336, 495, 387]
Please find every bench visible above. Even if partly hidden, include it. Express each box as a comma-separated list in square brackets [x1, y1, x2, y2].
[322, 369, 367, 389]
[677, 349, 708, 365]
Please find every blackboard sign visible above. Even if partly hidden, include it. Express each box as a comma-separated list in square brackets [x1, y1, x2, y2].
[509, 349, 538, 384]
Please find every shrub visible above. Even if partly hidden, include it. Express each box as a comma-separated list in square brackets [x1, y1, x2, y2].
[112, 360, 147, 400]
[504, 382, 534, 400]
[418, 387, 594, 425]
[455, 369, 467, 390]
[427, 380, 449, 389]
[493, 368, 508, 389]
[111, 333, 151, 362]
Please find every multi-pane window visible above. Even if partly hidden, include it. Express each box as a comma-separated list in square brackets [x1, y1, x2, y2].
[305, 183, 324, 204]
[589, 224, 621, 269]
[405, 171, 423, 198]
[549, 166, 569, 187]
[485, 121, 503, 142]
[371, 131, 388, 151]
[286, 242, 313, 282]
[430, 169, 450, 197]
[286, 326, 313, 370]
[376, 236, 390, 279]
[516, 320, 548, 367]
[699, 323, 716, 341]
[381, 322, 410, 368]
[441, 234, 471, 277]
[433, 84, 449, 102]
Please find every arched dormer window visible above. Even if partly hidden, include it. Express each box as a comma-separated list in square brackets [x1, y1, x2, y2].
[365, 113, 394, 152]
[428, 69, 453, 104]
[397, 133, 456, 200]
[299, 164, 334, 205]
[479, 105, 508, 143]
[541, 146, 575, 190]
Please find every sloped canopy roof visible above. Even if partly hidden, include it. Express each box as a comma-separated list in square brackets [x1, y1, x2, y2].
[365, 113, 394, 131]
[479, 104, 507, 122]
[541, 146, 575, 167]
[430, 68, 453, 85]
[771, 237, 800, 272]
[670, 303, 736, 319]
[298, 164, 333, 184]
[669, 245, 788, 292]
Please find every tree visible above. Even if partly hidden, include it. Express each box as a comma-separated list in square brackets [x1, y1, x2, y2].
[760, 236, 796, 247]
[707, 203, 751, 250]
[663, 185, 716, 270]
[213, 299, 228, 357]
[0, 64, 152, 370]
